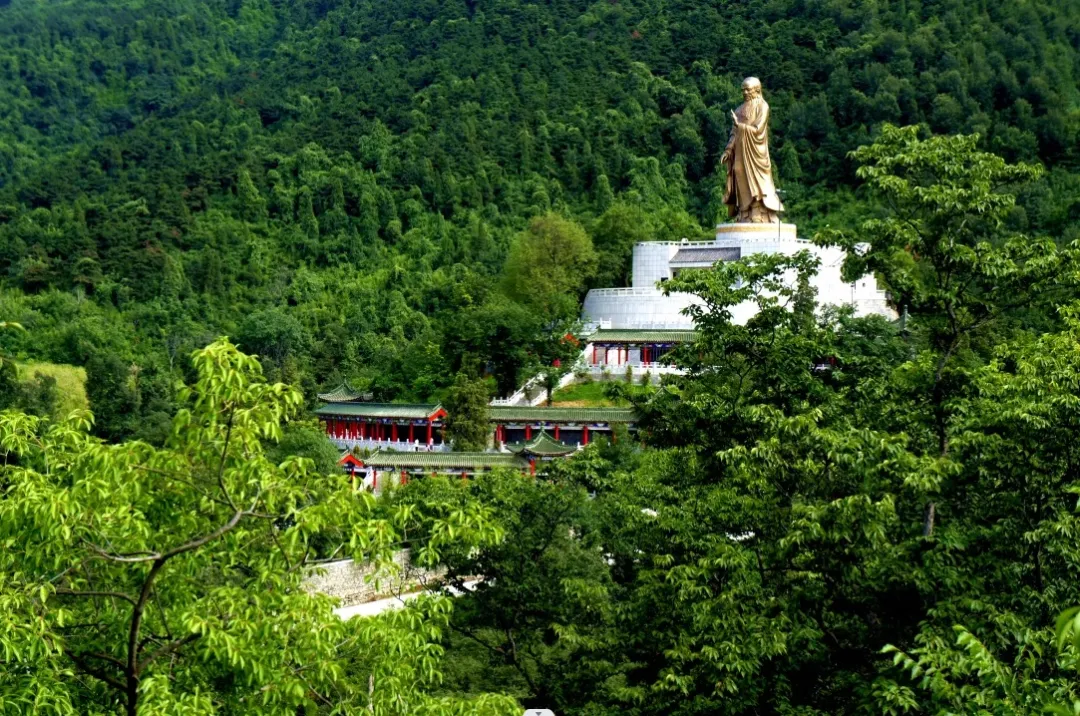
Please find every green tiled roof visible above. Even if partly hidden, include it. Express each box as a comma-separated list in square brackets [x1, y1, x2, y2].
[315, 403, 442, 419]
[363, 451, 528, 470]
[586, 329, 696, 344]
[318, 381, 372, 403]
[489, 406, 636, 424]
[508, 431, 579, 457]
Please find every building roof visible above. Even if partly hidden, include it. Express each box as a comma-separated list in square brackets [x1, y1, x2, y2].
[490, 406, 637, 424]
[315, 403, 444, 420]
[318, 381, 373, 403]
[338, 452, 364, 467]
[362, 451, 528, 470]
[669, 247, 741, 265]
[507, 431, 579, 457]
[586, 329, 697, 344]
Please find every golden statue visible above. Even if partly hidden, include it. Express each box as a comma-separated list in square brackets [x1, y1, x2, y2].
[722, 77, 784, 223]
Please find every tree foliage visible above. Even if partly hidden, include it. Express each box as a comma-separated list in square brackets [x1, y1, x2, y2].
[0, 339, 513, 714]
[429, 131, 1080, 715]
[1, 0, 1077, 433]
[443, 371, 491, 452]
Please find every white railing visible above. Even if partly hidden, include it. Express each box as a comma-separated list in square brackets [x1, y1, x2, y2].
[586, 286, 665, 298]
[491, 341, 690, 407]
[587, 363, 684, 377]
[526, 370, 578, 406]
[636, 239, 716, 247]
[490, 367, 580, 407]
[590, 321, 695, 330]
[331, 438, 450, 453]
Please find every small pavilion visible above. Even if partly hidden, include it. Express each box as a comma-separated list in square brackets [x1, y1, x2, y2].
[317, 381, 373, 403]
[342, 451, 529, 491]
[585, 329, 696, 367]
[507, 430, 579, 473]
[318, 398, 637, 452]
[316, 402, 449, 450]
[489, 406, 635, 446]
[339, 430, 583, 490]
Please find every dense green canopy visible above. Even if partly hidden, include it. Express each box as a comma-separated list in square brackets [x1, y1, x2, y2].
[3, 2, 1080, 713]
[0, 0, 1078, 438]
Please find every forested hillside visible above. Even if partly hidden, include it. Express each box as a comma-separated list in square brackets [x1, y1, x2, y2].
[1, 0, 1079, 438]
[6, 2, 1080, 714]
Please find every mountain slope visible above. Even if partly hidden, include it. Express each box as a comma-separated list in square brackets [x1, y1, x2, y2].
[0, 0, 1078, 437]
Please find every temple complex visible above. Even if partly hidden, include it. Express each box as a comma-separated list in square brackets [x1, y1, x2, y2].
[583, 329, 694, 370]
[338, 430, 582, 490]
[317, 402, 450, 450]
[317, 78, 896, 489]
[316, 393, 635, 453]
[582, 223, 893, 330]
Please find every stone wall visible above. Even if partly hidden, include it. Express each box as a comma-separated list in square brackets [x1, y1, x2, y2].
[303, 550, 447, 607]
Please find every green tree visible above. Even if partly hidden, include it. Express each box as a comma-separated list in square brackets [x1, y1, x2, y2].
[590, 202, 651, 288]
[412, 470, 619, 711]
[236, 168, 267, 224]
[298, 186, 319, 240]
[443, 371, 491, 451]
[502, 213, 597, 320]
[266, 418, 343, 475]
[0, 339, 514, 714]
[824, 125, 1079, 454]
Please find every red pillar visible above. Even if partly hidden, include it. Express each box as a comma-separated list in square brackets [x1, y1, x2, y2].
[392, 423, 398, 442]
[427, 420, 433, 445]
[529, 460, 536, 476]
[409, 423, 415, 442]
[360, 421, 367, 439]
[554, 425, 560, 440]
[592, 345, 597, 364]
[526, 425, 532, 441]
[400, 470, 407, 486]
[583, 426, 589, 445]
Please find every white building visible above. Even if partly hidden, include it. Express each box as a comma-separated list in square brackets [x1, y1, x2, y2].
[583, 223, 893, 328]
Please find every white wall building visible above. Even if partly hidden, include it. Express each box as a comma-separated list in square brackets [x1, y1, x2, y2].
[583, 223, 893, 328]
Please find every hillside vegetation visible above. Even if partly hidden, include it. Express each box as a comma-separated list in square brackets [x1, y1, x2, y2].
[0, 0, 1077, 438]
[16, 361, 88, 414]
[3, 2, 1080, 714]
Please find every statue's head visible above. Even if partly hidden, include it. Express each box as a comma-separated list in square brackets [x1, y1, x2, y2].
[741, 77, 762, 101]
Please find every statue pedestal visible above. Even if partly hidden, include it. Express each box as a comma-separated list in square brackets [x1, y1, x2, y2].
[714, 222, 798, 244]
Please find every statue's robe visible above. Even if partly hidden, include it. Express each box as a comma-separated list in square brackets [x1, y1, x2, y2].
[724, 97, 783, 219]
